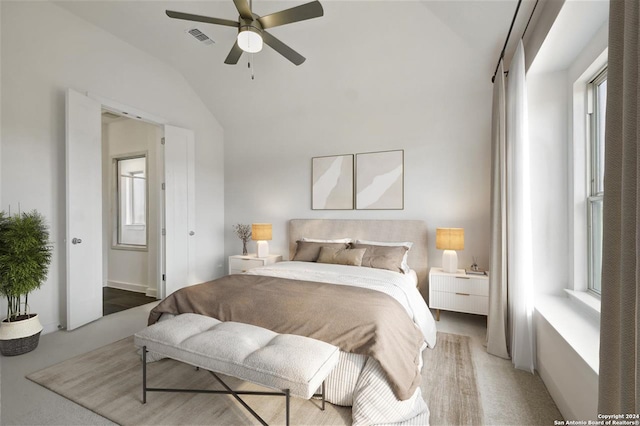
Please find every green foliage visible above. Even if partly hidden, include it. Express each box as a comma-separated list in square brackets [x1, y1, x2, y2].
[0, 210, 53, 321]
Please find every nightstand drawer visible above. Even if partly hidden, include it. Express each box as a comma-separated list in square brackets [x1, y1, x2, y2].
[430, 275, 488, 297]
[229, 258, 265, 272]
[431, 291, 489, 315]
[228, 255, 282, 275]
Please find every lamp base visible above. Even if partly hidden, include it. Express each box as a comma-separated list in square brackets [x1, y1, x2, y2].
[256, 241, 269, 258]
[442, 250, 458, 273]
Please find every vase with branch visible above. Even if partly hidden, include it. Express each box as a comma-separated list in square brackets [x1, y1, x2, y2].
[233, 224, 252, 256]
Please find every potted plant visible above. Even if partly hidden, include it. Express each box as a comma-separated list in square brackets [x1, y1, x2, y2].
[0, 210, 53, 356]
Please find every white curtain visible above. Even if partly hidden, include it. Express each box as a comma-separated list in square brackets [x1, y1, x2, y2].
[598, 0, 640, 414]
[487, 59, 510, 360]
[506, 40, 535, 372]
[487, 40, 535, 372]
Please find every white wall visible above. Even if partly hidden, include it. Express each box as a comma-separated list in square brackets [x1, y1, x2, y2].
[527, 10, 608, 297]
[523, 0, 566, 71]
[525, 1, 609, 298]
[526, 2, 608, 421]
[0, 0, 2, 209]
[223, 5, 493, 281]
[568, 23, 608, 293]
[0, 1, 225, 332]
[535, 311, 598, 420]
[527, 70, 569, 296]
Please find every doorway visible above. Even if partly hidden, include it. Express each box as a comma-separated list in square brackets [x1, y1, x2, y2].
[66, 89, 196, 330]
[101, 110, 162, 315]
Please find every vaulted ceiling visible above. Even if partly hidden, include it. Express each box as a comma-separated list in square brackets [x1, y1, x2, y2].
[56, 0, 536, 131]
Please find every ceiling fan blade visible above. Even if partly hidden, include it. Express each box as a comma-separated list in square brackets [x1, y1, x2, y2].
[262, 31, 305, 66]
[224, 41, 244, 65]
[258, 1, 323, 30]
[166, 10, 238, 28]
[233, 0, 253, 20]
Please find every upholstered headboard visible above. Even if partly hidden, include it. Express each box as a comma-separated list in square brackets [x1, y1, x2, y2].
[289, 219, 429, 289]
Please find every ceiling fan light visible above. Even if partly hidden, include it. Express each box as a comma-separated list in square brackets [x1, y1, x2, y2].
[237, 27, 263, 53]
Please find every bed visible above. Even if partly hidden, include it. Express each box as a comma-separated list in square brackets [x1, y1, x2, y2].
[148, 219, 438, 425]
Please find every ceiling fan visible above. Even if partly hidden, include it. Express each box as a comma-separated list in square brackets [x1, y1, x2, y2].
[166, 0, 323, 66]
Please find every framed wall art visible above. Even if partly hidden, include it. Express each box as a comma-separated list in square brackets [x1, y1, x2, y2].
[356, 149, 404, 210]
[311, 154, 354, 210]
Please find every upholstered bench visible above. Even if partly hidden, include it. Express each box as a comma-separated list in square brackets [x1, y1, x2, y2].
[134, 313, 340, 426]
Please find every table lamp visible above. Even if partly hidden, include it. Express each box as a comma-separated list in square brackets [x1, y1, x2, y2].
[252, 223, 272, 258]
[436, 228, 464, 273]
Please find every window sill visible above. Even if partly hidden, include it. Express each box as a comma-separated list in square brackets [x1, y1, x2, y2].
[564, 289, 600, 321]
[535, 294, 600, 374]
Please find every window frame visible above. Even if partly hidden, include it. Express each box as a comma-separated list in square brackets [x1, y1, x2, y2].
[586, 67, 607, 296]
[112, 153, 149, 251]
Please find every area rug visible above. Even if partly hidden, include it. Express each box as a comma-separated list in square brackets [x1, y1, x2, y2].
[422, 333, 484, 425]
[27, 332, 483, 425]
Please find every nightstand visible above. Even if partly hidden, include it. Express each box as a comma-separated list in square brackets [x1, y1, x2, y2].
[429, 267, 489, 321]
[228, 254, 282, 275]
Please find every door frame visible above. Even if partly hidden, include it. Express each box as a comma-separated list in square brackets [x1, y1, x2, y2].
[88, 92, 168, 303]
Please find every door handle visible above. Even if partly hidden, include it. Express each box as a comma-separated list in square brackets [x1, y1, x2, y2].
[72, 238, 82, 245]
[189, 231, 195, 236]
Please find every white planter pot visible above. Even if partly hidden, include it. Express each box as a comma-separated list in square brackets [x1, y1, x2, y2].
[0, 314, 43, 356]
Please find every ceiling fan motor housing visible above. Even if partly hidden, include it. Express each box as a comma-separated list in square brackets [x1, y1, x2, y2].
[239, 15, 263, 33]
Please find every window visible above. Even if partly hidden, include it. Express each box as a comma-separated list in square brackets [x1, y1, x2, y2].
[116, 156, 147, 247]
[587, 68, 607, 295]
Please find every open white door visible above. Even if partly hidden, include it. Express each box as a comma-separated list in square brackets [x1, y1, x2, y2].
[163, 125, 196, 297]
[66, 89, 103, 330]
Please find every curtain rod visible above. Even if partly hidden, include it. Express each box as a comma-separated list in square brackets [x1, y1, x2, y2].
[491, 0, 522, 83]
[490, 0, 540, 83]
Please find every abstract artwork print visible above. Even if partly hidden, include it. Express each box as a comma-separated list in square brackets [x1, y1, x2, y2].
[312, 154, 354, 210]
[356, 150, 404, 210]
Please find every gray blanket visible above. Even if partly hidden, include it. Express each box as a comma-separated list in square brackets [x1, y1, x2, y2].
[148, 274, 424, 400]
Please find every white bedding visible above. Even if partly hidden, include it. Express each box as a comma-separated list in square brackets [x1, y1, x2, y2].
[246, 261, 437, 348]
[246, 261, 437, 425]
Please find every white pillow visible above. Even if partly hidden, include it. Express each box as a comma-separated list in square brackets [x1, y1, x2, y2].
[301, 237, 353, 243]
[355, 240, 413, 274]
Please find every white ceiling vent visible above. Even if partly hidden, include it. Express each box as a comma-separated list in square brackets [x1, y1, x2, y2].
[187, 28, 215, 45]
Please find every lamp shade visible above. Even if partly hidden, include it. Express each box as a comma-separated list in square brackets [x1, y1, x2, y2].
[436, 228, 464, 250]
[237, 27, 263, 53]
[251, 223, 272, 241]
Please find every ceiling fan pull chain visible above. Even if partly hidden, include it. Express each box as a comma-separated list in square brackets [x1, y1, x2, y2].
[250, 53, 255, 80]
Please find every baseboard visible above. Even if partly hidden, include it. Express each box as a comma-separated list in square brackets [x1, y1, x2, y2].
[145, 287, 157, 298]
[106, 280, 148, 294]
[42, 321, 61, 335]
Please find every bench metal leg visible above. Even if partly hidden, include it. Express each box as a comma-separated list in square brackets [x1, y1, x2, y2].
[312, 381, 327, 411]
[285, 389, 290, 426]
[209, 371, 271, 426]
[140, 356, 326, 426]
[142, 346, 147, 404]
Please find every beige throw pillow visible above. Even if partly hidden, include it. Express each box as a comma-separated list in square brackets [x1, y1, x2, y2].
[350, 243, 408, 273]
[292, 241, 349, 262]
[317, 247, 367, 266]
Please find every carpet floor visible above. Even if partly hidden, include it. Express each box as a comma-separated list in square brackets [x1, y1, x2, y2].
[27, 332, 481, 425]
